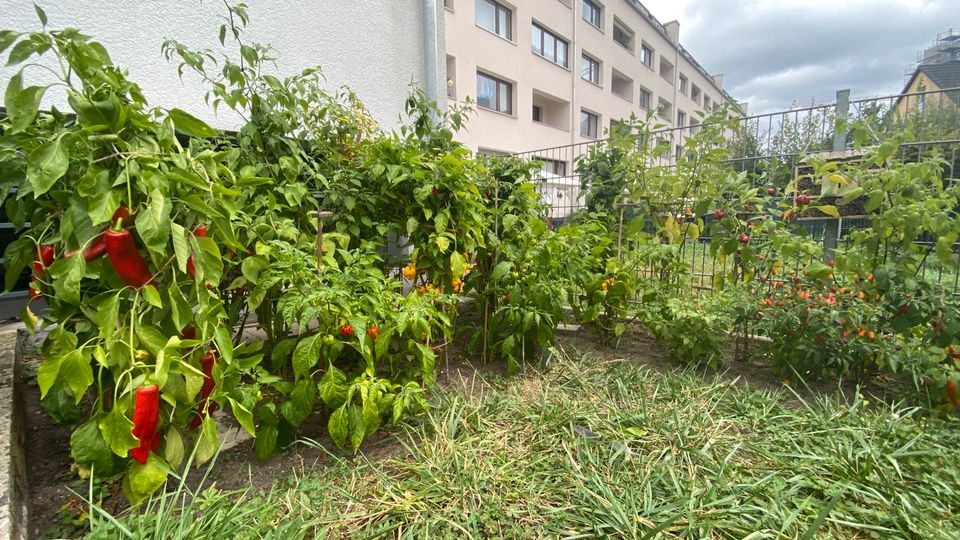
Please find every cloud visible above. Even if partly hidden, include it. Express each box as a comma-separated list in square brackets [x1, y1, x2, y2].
[641, 0, 956, 113]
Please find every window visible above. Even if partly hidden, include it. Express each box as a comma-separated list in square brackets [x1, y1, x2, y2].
[690, 119, 701, 134]
[678, 74, 687, 95]
[691, 85, 701, 105]
[444, 0, 454, 9]
[581, 53, 600, 85]
[639, 87, 651, 109]
[675, 145, 683, 160]
[477, 71, 512, 114]
[703, 96, 711, 111]
[476, 0, 511, 40]
[677, 110, 686, 127]
[612, 18, 634, 51]
[640, 43, 654, 68]
[580, 109, 598, 138]
[538, 158, 567, 176]
[446, 55, 457, 98]
[582, 0, 601, 28]
[532, 23, 568, 67]
[532, 105, 542, 122]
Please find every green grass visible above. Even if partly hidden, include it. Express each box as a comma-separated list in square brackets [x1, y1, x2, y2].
[87, 349, 960, 539]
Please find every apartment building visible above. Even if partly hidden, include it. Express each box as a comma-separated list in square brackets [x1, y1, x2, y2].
[443, 0, 738, 162]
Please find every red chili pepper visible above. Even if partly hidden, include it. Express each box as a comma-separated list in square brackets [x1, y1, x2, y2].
[948, 379, 959, 409]
[186, 224, 208, 278]
[189, 351, 218, 430]
[340, 324, 354, 338]
[33, 245, 55, 274]
[105, 229, 153, 287]
[181, 325, 197, 340]
[130, 385, 160, 464]
[113, 206, 131, 225]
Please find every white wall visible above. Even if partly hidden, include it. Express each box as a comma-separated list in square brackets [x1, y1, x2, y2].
[0, 0, 439, 130]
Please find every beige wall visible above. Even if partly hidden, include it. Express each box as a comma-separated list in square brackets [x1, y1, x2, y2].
[444, 0, 732, 160]
[895, 72, 955, 117]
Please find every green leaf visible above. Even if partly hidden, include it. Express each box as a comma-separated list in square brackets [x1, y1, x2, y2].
[280, 378, 315, 426]
[254, 405, 279, 461]
[491, 261, 512, 282]
[26, 137, 68, 196]
[228, 397, 256, 435]
[406, 217, 418, 235]
[122, 454, 168, 505]
[6, 38, 39, 66]
[241, 257, 261, 284]
[34, 4, 48, 26]
[842, 186, 864, 205]
[137, 325, 168, 357]
[167, 108, 218, 138]
[328, 405, 349, 448]
[99, 408, 139, 457]
[361, 390, 381, 437]
[86, 189, 121, 226]
[450, 250, 466, 279]
[254, 427, 279, 461]
[3, 71, 47, 133]
[414, 342, 436, 387]
[162, 426, 185, 469]
[71, 417, 116, 476]
[20, 306, 37, 333]
[292, 334, 322, 380]
[168, 286, 192, 331]
[347, 403, 365, 451]
[213, 323, 234, 364]
[434, 235, 450, 253]
[59, 349, 94, 404]
[194, 416, 219, 466]
[135, 189, 172, 253]
[171, 222, 189, 273]
[37, 355, 62, 399]
[0, 31, 19, 56]
[318, 364, 348, 408]
[143, 285, 163, 308]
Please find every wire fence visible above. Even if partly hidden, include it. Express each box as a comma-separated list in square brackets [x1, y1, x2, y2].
[514, 86, 960, 294]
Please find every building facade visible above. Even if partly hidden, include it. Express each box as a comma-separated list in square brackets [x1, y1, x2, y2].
[0, 0, 446, 130]
[443, 0, 738, 159]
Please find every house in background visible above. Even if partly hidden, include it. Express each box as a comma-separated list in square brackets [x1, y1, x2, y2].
[895, 30, 960, 116]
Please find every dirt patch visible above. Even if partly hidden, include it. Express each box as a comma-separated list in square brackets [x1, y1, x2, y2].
[553, 324, 906, 408]
[20, 359, 79, 540]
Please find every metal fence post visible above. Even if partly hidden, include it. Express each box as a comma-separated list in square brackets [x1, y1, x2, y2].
[823, 89, 850, 260]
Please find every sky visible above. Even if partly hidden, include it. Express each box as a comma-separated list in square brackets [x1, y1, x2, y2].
[640, 0, 958, 114]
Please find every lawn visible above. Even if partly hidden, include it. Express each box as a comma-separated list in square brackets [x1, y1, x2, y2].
[86, 344, 960, 539]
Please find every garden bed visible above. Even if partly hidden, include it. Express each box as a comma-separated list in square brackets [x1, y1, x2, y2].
[21, 317, 914, 538]
[80, 339, 960, 538]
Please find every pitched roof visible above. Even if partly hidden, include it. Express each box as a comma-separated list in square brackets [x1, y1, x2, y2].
[914, 62, 960, 91]
[896, 62, 960, 109]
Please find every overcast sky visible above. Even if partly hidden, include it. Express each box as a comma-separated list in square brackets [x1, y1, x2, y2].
[641, 0, 957, 114]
